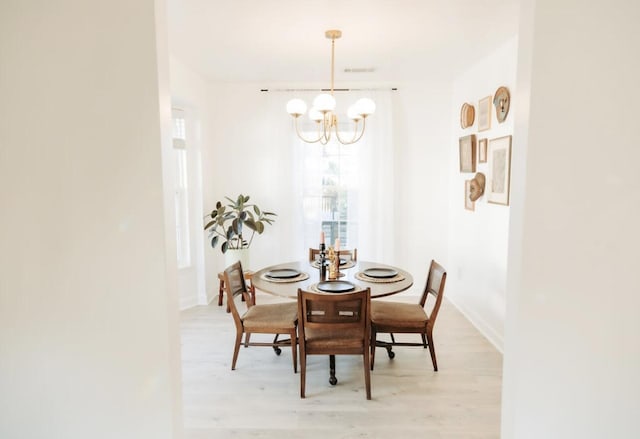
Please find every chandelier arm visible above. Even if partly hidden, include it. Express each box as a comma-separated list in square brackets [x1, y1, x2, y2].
[321, 124, 331, 144]
[293, 117, 324, 144]
[334, 117, 367, 145]
[324, 113, 335, 144]
[347, 120, 362, 143]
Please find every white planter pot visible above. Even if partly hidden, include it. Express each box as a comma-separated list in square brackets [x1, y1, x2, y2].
[224, 248, 250, 271]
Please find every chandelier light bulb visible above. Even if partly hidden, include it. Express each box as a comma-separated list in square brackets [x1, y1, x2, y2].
[355, 98, 376, 117]
[313, 93, 336, 113]
[286, 98, 307, 117]
[347, 105, 364, 121]
[308, 108, 324, 122]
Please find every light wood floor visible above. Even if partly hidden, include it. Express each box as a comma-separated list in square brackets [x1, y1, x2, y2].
[180, 294, 502, 438]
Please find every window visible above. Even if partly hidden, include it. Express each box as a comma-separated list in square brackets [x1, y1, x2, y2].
[301, 136, 361, 249]
[172, 109, 190, 268]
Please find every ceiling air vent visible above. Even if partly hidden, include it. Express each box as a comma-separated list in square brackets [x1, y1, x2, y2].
[344, 67, 375, 73]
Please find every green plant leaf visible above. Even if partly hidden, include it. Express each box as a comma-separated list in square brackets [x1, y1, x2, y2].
[211, 236, 218, 248]
[216, 201, 222, 209]
[226, 226, 234, 240]
[253, 205, 260, 215]
[221, 241, 228, 253]
[244, 218, 256, 231]
[232, 218, 243, 235]
[243, 195, 250, 203]
[204, 220, 216, 230]
[256, 221, 265, 234]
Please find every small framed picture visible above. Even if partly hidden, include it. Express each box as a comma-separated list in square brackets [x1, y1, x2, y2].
[487, 135, 512, 206]
[478, 95, 492, 132]
[464, 180, 475, 211]
[459, 134, 477, 173]
[478, 138, 488, 163]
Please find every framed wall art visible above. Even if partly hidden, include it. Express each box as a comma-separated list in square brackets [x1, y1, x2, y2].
[464, 180, 475, 211]
[487, 135, 512, 205]
[478, 95, 492, 132]
[478, 138, 488, 163]
[459, 134, 477, 173]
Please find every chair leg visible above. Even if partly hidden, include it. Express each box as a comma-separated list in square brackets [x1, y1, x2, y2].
[364, 348, 372, 400]
[290, 329, 297, 373]
[421, 333, 428, 348]
[244, 333, 251, 348]
[370, 327, 377, 371]
[231, 332, 242, 370]
[426, 330, 438, 371]
[218, 279, 225, 306]
[300, 350, 306, 398]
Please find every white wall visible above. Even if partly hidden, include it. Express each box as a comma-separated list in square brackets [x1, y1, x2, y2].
[393, 80, 453, 289]
[446, 37, 519, 351]
[502, 0, 640, 437]
[170, 56, 208, 309]
[202, 83, 297, 301]
[0, 1, 182, 438]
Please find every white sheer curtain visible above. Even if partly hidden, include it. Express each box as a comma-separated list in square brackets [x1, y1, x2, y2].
[266, 88, 395, 262]
[352, 89, 395, 263]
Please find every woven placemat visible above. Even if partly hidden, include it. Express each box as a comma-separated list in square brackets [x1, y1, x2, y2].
[310, 260, 357, 270]
[355, 271, 406, 283]
[260, 272, 310, 283]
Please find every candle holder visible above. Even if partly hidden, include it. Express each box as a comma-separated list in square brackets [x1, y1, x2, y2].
[319, 243, 327, 280]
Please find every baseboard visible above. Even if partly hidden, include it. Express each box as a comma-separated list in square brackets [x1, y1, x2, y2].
[445, 296, 504, 353]
[180, 295, 199, 311]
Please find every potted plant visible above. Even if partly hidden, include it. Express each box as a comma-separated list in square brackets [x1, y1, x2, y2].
[204, 194, 276, 268]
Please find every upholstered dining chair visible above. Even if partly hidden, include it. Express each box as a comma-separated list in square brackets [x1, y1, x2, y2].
[297, 288, 372, 399]
[308, 247, 358, 262]
[370, 260, 447, 371]
[223, 261, 298, 372]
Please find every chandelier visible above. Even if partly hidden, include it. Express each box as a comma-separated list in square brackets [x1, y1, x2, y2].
[286, 30, 376, 145]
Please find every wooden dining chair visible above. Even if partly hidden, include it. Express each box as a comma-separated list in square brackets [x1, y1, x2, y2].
[370, 260, 447, 371]
[223, 261, 298, 372]
[308, 247, 358, 262]
[217, 269, 255, 312]
[297, 288, 372, 399]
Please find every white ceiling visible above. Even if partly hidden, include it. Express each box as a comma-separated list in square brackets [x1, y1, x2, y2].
[167, 0, 520, 84]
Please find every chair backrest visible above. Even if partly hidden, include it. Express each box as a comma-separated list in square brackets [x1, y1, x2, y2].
[419, 260, 447, 327]
[308, 247, 358, 262]
[298, 288, 370, 353]
[223, 261, 252, 328]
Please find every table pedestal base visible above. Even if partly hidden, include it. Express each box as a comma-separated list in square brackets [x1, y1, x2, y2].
[329, 355, 337, 385]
